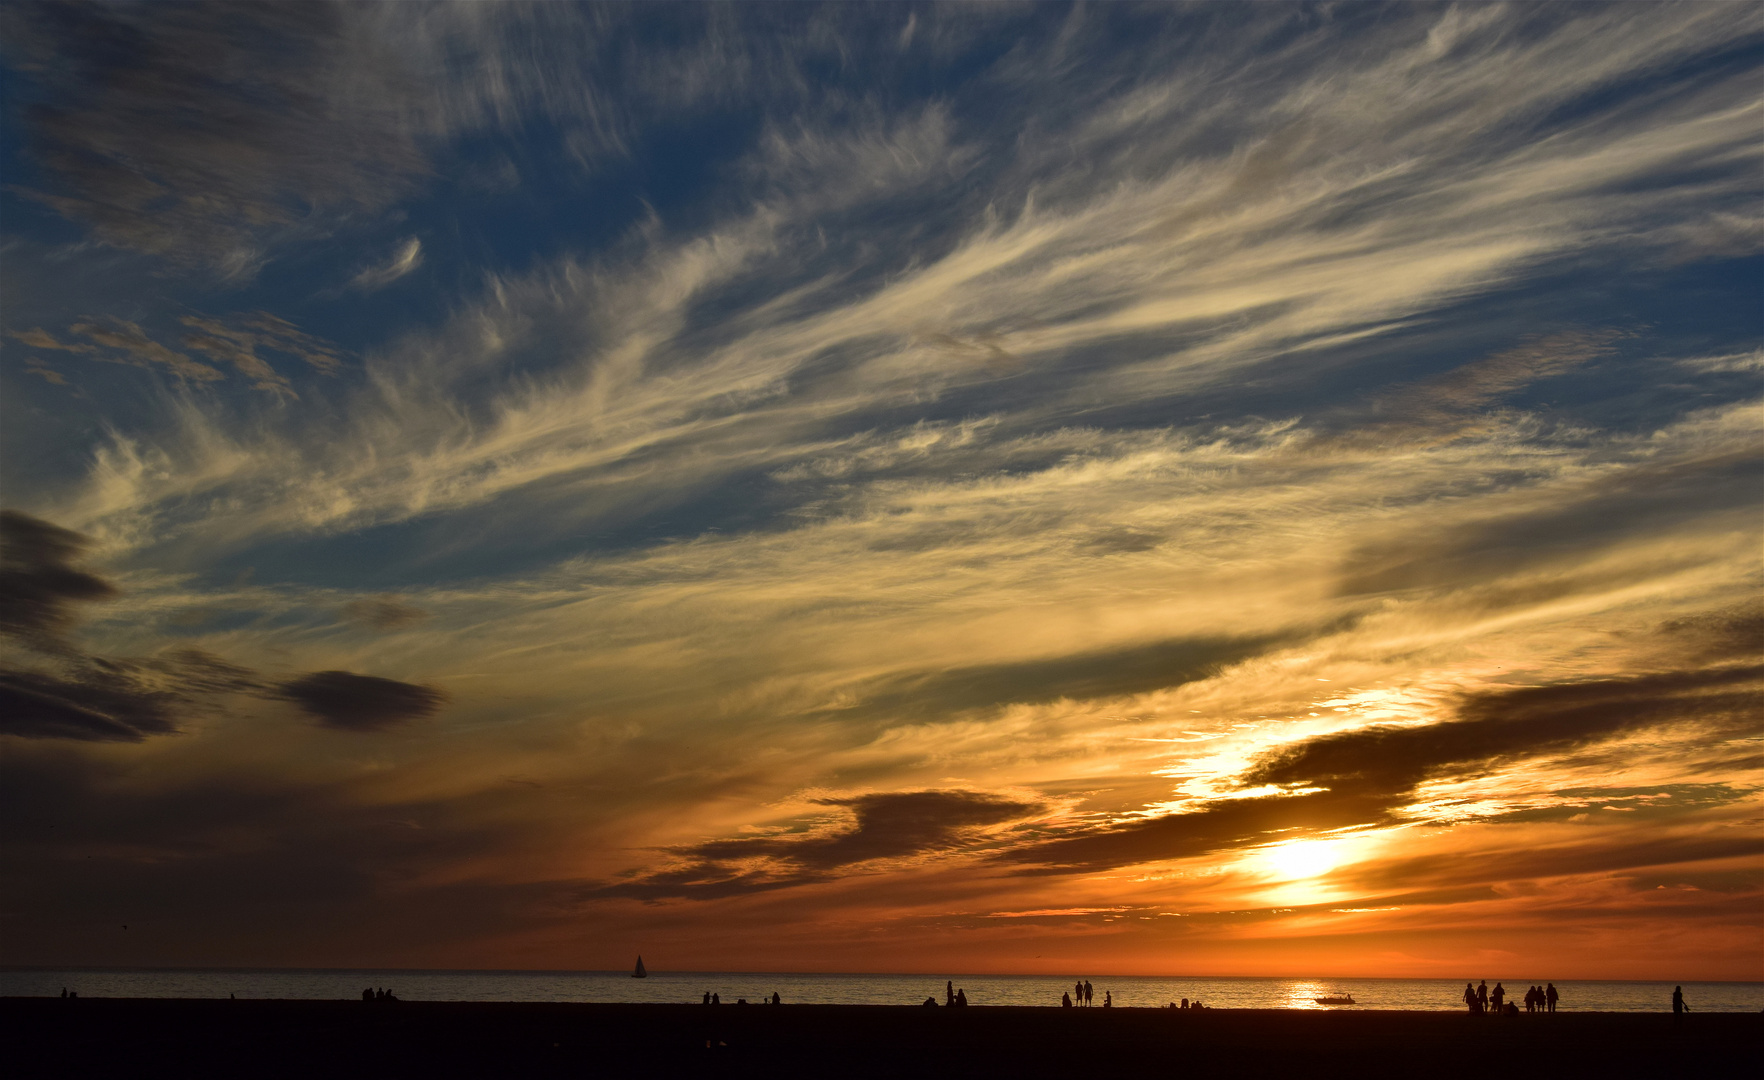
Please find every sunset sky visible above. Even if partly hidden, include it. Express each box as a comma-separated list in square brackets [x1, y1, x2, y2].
[2, 2, 1760, 981]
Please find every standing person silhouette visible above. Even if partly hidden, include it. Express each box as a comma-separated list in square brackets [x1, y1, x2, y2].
[1463, 983, 1476, 1013]
[1075, 980, 1084, 1006]
[1491, 982, 1506, 1013]
[1546, 982, 1558, 1013]
[1672, 986, 1688, 1014]
[1476, 981, 1488, 1015]
[1084, 980, 1094, 1006]
[947, 980, 954, 1007]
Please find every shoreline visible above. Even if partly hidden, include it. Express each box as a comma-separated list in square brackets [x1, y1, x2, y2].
[6, 998, 1756, 1078]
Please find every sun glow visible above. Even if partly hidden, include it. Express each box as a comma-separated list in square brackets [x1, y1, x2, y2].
[1262, 839, 1347, 881]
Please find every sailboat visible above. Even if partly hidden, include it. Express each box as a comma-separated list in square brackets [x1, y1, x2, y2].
[632, 955, 648, 978]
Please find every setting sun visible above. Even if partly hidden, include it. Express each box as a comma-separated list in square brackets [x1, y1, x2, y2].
[1261, 839, 1346, 881]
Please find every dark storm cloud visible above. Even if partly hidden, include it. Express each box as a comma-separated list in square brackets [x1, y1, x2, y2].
[0, 668, 170, 742]
[2, 1, 425, 275]
[1339, 833, 1764, 898]
[338, 596, 431, 632]
[0, 512, 445, 740]
[1336, 443, 1762, 598]
[0, 509, 118, 653]
[1656, 606, 1764, 664]
[1246, 665, 1764, 800]
[0, 649, 262, 743]
[1002, 661, 1764, 875]
[588, 789, 1045, 901]
[838, 630, 1318, 720]
[277, 671, 448, 733]
[696, 790, 1044, 871]
[1001, 789, 1395, 876]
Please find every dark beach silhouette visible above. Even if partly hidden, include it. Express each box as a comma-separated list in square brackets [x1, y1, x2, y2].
[6, 998, 1756, 1077]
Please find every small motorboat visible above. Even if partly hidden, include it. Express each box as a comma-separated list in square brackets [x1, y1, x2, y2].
[1313, 993, 1355, 1005]
[632, 956, 648, 978]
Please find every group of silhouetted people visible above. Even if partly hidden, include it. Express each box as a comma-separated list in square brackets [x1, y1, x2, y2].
[701, 991, 782, 1005]
[1166, 997, 1206, 1009]
[1464, 980, 1555, 1015]
[58, 988, 78, 999]
[360, 987, 398, 1001]
[1061, 979, 1097, 1007]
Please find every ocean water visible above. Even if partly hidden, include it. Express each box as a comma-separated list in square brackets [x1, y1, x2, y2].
[3, 969, 1760, 1012]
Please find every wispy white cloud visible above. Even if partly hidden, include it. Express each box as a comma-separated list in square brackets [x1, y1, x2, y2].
[350, 237, 424, 292]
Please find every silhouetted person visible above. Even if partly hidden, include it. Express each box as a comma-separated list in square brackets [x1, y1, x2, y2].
[1084, 980, 1094, 1006]
[771, 992, 781, 1005]
[947, 980, 955, 1007]
[1476, 980, 1488, 1014]
[956, 988, 968, 1006]
[59, 988, 67, 999]
[703, 991, 711, 1005]
[1103, 990, 1112, 1008]
[712, 992, 720, 1005]
[1505, 1002, 1518, 1016]
[363, 987, 374, 1001]
[1491, 982, 1505, 1012]
[1181, 998, 1189, 1009]
[1672, 986, 1688, 1014]
[1463, 983, 1477, 1013]
[1546, 982, 1558, 1013]
[1075, 981, 1084, 1006]
[1062, 992, 1073, 1008]
[924, 996, 937, 1006]
[68, 991, 77, 999]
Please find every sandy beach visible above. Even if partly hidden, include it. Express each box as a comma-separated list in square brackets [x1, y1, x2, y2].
[5, 998, 1756, 1078]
